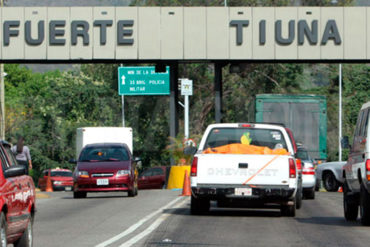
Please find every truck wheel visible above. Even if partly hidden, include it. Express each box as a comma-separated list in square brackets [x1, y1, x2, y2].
[0, 212, 7, 247]
[304, 187, 315, 200]
[73, 191, 87, 199]
[14, 215, 33, 247]
[360, 185, 370, 226]
[281, 202, 296, 217]
[190, 195, 210, 215]
[296, 188, 303, 209]
[343, 181, 358, 221]
[323, 172, 339, 192]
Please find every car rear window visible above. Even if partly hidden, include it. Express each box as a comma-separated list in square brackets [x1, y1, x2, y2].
[204, 128, 287, 150]
[79, 146, 129, 162]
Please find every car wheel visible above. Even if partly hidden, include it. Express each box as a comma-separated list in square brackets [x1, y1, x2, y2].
[343, 180, 358, 221]
[14, 215, 33, 247]
[296, 188, 303, 209]
[304, 187, 315, 200]
[323, 172, 339, 192]
[0, 212, 7, 247]
[190, 194, 210, 215]
[281, 202, 296, 217]
[128, 187, 136, 197]
[360, 184, 370, 226]
[73, 191, 87, 199]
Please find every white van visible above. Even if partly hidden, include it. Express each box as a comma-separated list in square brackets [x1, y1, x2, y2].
[342, 101, 370, 225]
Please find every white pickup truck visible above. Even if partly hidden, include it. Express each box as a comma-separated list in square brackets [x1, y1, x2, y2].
[185, 123, 300, 216]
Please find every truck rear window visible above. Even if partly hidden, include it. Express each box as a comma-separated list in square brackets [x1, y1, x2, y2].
[204, 128, 288, 151]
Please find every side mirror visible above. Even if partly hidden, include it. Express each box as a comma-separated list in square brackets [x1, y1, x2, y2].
[69, 159, 77, 164]
[134, 157, 142, 169]
[4, 165, 26, 178]
[341, 136, 350, 149]
[184, 146, 197, 156]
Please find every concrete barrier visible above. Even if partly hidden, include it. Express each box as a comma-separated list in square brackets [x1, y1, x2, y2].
[166, 166, 190, 190]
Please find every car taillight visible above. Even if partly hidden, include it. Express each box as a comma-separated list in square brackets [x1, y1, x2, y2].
[302, 166, 315, 175]
[289, 158, 296, 178]
[366, 159, 370, 180]
[191, 157, 198, 176]
[296, 159, 302, 173]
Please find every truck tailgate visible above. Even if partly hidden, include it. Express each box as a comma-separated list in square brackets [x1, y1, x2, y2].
[196, 154, 291, 186]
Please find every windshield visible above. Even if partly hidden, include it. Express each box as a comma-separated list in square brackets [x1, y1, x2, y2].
[51, 171, 73, 177]
[204, 128, 287, 150]
[79, 146, 129, 162]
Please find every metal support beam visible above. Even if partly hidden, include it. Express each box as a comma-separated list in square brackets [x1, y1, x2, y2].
[214, 63, 223, 123]
[169, 63, 179, 165]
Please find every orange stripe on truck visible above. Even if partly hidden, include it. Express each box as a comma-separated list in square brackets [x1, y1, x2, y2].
[242, 155, 280, 185]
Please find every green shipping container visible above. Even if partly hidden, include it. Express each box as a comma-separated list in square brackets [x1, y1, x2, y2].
[251, 94, 327, 160]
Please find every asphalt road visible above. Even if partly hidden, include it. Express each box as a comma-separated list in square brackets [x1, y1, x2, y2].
[34, 191, 370, 247]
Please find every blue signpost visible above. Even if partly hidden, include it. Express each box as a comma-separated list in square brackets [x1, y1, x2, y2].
[118, 66, 170, 95]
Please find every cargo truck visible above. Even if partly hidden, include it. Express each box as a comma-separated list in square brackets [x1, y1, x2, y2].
[75, 127, 133, 159]
[249, 94, 327, 161]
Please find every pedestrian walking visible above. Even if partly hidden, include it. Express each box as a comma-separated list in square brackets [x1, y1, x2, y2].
[11, 136, 32, 174]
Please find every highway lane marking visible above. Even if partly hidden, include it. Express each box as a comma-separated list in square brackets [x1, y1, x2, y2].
[95, 196, 186, 247]
[119, 198, 188, 247]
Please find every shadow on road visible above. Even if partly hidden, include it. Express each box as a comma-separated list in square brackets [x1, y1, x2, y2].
[295, 216, 362, 227]
[163, 202, 282, 218]
[61, 194, 132, 199]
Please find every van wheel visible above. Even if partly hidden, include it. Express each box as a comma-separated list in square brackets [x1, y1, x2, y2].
[343, 181, 358, 221]
[73, 191, 87, 199]
[190, 195, 210, 215]
[0, 212, 7, 247]
[14, 215, 33, 247]
[281, 202, 296, 217]
[360, 185, 370, 225]
[323, 172, 339, 192]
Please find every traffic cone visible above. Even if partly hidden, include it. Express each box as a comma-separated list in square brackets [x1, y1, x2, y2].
[338, 186, 343, 193]
[46, 171, 53, 192]
[181, 170, 191, 196]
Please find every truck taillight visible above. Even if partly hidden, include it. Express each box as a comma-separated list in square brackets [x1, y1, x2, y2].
[366, 159, 370, 181]
[191, 157, 198, 176]
[289, 158, 296, 178]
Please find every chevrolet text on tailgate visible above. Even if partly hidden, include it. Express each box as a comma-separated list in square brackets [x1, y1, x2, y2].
[186, 123, 299, 216]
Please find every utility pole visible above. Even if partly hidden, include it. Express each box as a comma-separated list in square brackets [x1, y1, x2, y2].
[0, 0, 5, 140]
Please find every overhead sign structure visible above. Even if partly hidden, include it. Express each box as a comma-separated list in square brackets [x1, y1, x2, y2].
[118, 66, 170, 95]
[0, 7, 369, 61]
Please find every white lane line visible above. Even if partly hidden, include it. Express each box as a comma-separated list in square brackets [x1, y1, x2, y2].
[119, 198, 188, 247]
[95, 196, 185, 247]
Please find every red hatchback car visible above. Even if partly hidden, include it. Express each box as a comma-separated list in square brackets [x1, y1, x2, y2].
[38, 168, 73, 191]
[0, 140, 36, 246]
[72, 143, 139, 198]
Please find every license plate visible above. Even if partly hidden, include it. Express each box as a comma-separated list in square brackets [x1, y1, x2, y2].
[235, 188, 252, 196]
[65, 186, 72, 191]
[97, 179, 109, 186]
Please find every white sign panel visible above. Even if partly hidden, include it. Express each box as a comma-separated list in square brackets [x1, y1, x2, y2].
[181, 79, 193, 96]
[0, 7, 369, 61]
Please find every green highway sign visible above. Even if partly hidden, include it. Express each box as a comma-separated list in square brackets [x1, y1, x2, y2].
[118, 66, 170, 95]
